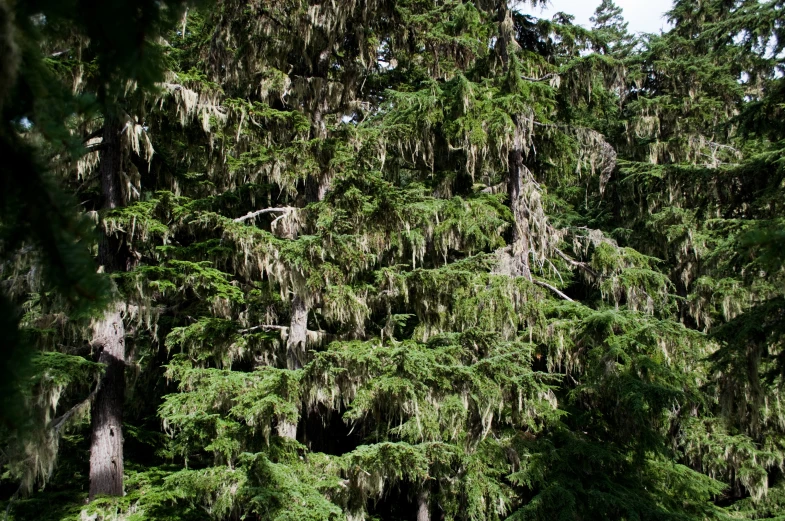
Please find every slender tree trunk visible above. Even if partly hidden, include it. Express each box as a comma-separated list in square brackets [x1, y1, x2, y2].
[278, 109, 327, 438]
[286, 295, 308, 371]
[277, 295, 308, 439]
[90, 117, 126, 499]
[417, 489, 430, 521]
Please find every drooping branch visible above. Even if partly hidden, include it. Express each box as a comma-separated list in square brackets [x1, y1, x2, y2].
[521, 72, 556, 82]
[555, 248, 601, 279]
[48, 386, 98, 434]
[533, 279, 574, 302]
[234, 207, 294, 223]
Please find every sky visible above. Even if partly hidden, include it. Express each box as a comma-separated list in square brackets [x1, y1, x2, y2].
[520, 0, 674, 34]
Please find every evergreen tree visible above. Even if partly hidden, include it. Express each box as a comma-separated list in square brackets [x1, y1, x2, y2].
[0, 0, 197, 503]
[590, 0, 634, 56]
[2, 1, 784, 520]
[593, 0, 785, 512]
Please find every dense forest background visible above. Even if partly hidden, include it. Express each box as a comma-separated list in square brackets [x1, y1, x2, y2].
[1, 0, 784, 519]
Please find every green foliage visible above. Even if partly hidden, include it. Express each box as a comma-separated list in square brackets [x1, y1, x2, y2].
[3, 0, 785, 520]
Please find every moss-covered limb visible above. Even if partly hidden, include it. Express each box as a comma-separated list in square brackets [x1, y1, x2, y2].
[1, 352, 102, 494]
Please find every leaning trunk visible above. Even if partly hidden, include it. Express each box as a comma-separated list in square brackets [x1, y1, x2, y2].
[90, 117, 126, 499]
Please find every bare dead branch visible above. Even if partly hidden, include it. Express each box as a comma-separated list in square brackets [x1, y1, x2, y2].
[532, 279, 574, 302]
[555, 248, 601, 279]
[234, 207, 294, 223]
[238, 324, 287, 334]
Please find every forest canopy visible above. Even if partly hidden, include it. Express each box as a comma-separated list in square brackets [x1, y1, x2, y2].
[1, 0, 784, 520]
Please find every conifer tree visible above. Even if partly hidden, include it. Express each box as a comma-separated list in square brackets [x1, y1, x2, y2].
[2, 1, 785, 520]
[0, 0, 196, 503]
[592, 0, 785, 512]
[590, 0, 634, 56]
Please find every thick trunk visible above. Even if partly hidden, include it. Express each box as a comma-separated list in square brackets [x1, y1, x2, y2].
[89, 308, 125, 499]
[277, 295, 308, 439]
[496, 6, 532, 280]
[417, 489, 430, 521]
[508, 141, 532, 280]
[90, 117, 126, 499]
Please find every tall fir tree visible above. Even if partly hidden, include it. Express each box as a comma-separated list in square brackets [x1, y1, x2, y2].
[2, 1, 784, 520]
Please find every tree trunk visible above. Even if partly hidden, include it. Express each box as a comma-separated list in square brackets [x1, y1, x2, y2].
[278, 295, 308, 439]
[277, 89, 331, 439]
[89, 308, 125, 499]
[90, 116, 126, 499]
[278, 142, 326, 438]
[508, 139, 532, 280]
[495, 5, 532, 280]
[417, 489, 430, 521]
[286, 295, 308, 371]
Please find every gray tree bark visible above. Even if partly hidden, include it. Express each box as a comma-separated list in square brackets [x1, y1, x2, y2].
[495, 6, 532, 281]
[508, 141, 532, 280]
[90, 117, 126, 499]
[89, 308, 125, 499]
[277, 295, 308, 439]
[417, 489, 430, 521]
[278, 114, 327, 438]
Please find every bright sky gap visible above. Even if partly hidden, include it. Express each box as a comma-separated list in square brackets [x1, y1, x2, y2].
[520, 0, 674, 34]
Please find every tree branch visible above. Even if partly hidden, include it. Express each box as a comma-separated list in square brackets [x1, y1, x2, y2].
[74, 173, 101, 196]
[521, 72, 556, 82]
[238, 324, 287, 334]
[234, 207, 294, 223]
[533, 279, 574, 302]
[555, 248, 601, 279]
[82, 127, 104, 143]
[47, 386, 98, 434]
[84, 143, 106, 153]
[258, 7, 285, 28]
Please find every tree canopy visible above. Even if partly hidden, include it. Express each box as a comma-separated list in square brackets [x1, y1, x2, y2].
[1, 0, 784, 520]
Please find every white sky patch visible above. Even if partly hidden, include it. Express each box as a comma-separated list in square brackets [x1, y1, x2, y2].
[520, 0, 674, 35]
